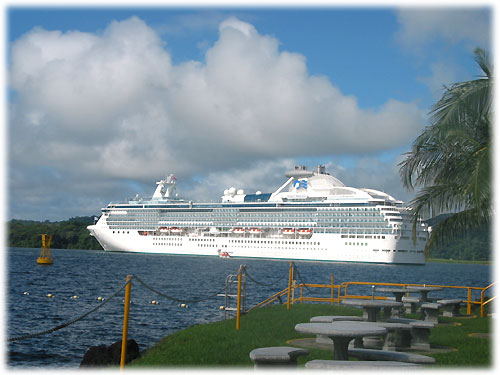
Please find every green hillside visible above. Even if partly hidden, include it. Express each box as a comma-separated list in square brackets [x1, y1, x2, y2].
[425, 214, 491, 261]
[7, 216, 102, 250]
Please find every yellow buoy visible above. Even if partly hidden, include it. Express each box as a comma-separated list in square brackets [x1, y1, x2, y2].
[37, 234, 54, 265]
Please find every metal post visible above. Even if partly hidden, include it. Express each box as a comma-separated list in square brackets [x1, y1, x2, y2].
[287, 261, 293, 310]
[236, 266, 242, 330]
[120, 275, 133, 370]
[467, 288, 472, 315]
[480, 288, 485, 318]
[331, 274, 334, 305]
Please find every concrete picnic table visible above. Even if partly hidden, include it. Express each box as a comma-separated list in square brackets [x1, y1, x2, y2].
[405, 286, 443, 302]
[342, 299, 403, 322]
[295, 322, 387, 360]
[376, 287, 409, 302]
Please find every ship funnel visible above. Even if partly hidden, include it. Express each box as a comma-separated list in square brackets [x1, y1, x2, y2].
[285, 165, 314, 179]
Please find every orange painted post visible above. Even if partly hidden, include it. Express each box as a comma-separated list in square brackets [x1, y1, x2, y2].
[467, 288, 472, 315]
[287, 261, 293, 310]
[331, 274, 334, 305]
[120, 275, 133, 370]
[480, 288, 485, 317]
[236, 266, 242, 330]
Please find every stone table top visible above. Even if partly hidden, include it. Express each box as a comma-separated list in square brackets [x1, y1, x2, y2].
[405, 286, 443, 292]
[295, 321, 387, 338]
[342, 299, 403, 308]
[376, 287, 409, 293]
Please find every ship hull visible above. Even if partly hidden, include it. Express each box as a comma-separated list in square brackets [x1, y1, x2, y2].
[88, 225, 425, 265]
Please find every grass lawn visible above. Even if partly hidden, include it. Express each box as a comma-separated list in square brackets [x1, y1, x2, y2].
[129, 303, 492, 369]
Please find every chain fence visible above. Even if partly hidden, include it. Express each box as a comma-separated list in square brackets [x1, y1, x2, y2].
[8, 279, 131, 342]
[8, 264, 291, 342]
[8, 272, 228, 343]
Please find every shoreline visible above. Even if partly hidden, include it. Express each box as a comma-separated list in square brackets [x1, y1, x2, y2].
[426, 258, 491, 265]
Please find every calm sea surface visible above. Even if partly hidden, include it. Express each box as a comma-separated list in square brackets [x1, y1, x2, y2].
[7, 247, 491, 368]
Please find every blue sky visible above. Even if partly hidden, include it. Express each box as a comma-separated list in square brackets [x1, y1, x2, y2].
[5, 4, 492, 221]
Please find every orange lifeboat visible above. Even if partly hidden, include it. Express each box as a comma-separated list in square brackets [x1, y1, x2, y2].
[298, 228, 312, 234]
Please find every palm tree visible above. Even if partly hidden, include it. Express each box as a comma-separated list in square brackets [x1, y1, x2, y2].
[399, 48, 492, 256]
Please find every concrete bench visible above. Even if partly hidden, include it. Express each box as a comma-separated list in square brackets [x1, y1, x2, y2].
[402, 296, 421, 314]
[375, 322, 412, 350]
[421, 303, 441, 323]
[437, 299, 463, 317]
[305, 359, 422, 369]
[348, 348, 436, 364]
[409, 321, 435, 350]
[387, 317, 432, 349]
[310, 316, 363, 344]
[249, 346, 309, 367]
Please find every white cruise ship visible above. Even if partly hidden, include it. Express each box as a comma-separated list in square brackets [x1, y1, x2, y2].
[87, 165, 427, 264]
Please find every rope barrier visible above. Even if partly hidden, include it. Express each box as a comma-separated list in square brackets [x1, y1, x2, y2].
[7, 265, 284, 343]
[131, 274, 227, 304]
[292, 264, 322, 294]
[245, 268, 288, 287]
[7, 279, 130, 342]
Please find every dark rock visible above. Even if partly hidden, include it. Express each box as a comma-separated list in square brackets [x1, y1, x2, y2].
[80, 339, 140, 367]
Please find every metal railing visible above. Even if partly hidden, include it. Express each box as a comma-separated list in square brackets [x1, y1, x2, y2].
[480, 282, 496, 317]
[252, 262, 495, 318]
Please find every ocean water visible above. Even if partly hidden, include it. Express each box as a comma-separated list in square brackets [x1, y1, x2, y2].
[7, 247, 491, 368]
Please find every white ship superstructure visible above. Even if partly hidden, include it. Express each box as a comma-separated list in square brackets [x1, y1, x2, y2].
[88, 166, 427, 264]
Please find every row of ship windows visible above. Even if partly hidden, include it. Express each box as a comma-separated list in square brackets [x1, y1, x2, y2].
[107, 214, 390, 222]
[228, 239, 321, 246]
[186, 238, 322, 246]
[109, 206, 397, 213]
[107, 220, 390, 228]
[109, 226, 396, 235]
[153, 242, 181, 246]
[106, 213, 391, 220]
[341, 234, 386, 239]
[373, 249, 424, 253]
[108, 222, 392, 228]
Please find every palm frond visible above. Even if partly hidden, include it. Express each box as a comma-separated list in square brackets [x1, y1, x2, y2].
[399, 49, 492, 252]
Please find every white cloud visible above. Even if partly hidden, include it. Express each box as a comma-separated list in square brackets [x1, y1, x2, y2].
[8, 16, 425, 219]
[417, 60, 462, 99]
[395, 8, 491, 50]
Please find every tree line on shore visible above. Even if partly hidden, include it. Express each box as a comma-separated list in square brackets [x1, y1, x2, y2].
[7, 216, 102, 251]
[6, 215, 491, 261]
